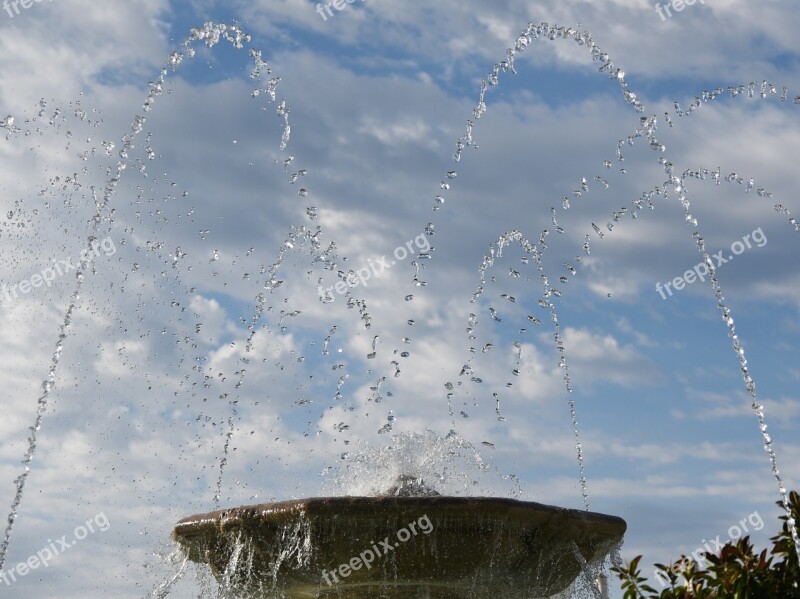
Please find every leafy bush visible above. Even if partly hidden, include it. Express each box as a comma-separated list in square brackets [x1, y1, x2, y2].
[612, 490, 800, 598]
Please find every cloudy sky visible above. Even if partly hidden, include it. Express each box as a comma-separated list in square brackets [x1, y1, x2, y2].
[1, 1, 799, 597]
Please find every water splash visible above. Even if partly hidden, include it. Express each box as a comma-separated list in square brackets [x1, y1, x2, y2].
[328, 430, 521, 499]
[3, 13, 800, 593]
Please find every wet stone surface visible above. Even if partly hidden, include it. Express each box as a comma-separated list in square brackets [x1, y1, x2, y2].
[173, 481, 625, 599]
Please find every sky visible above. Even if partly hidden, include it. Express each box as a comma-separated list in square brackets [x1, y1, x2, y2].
[0, 0, 799, 597]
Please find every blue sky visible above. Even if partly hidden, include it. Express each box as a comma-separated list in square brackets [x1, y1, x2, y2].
[0, 1, 799, 597]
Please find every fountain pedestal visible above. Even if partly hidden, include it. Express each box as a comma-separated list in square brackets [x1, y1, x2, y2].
[173, 493, 625, 598]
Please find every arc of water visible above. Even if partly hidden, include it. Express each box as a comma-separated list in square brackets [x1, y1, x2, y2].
[569, 89, 800, 559]
[569, 115, 800, 559]
[664, 81, 800, 232]
[467, 230, 590, 510]
[2, 17, 385, 561]
[397, 22, 651, 514]
[538, 92, 800, 559]
[0, 21, 294, 571]
[646, 112, 800, 558]
[393, 18, 800, 557]
[549, 81, 800, 295]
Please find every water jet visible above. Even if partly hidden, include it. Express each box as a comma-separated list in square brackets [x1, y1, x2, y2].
[2, 12, 798, 597]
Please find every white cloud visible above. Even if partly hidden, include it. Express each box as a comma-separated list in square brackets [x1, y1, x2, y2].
[1, 1, 799, 596]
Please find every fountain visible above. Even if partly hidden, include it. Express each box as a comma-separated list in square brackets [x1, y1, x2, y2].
[172, 474, 625, 597]
[1, 10, 799, 599]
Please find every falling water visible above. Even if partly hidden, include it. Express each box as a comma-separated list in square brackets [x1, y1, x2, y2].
[570, 542, 603, 599]
[0, 255, 85, 568]
[383, 23, 648, 518]
[148, 551, 190, 599]
[393, 20, 800, 559]
[0, 20, 343, 569]
[394, 22, 659, 517]
[552, 89, 800, 558]
[3, 12, 800, 595]
[465, 229, 590, 510]
[655, 120, 800, 555]
[1, 19, 397, 566]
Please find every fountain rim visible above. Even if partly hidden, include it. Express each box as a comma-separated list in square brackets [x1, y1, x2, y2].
[172, 495, 627, 598]
[173, 495, 626, 540]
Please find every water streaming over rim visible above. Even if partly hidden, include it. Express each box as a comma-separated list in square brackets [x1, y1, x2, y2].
[0, 13, 799, 594]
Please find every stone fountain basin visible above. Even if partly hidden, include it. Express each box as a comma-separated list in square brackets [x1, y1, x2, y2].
[173, 496, 625, 598]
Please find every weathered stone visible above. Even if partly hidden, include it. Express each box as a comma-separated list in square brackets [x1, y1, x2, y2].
[173, 493, 625, 598]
